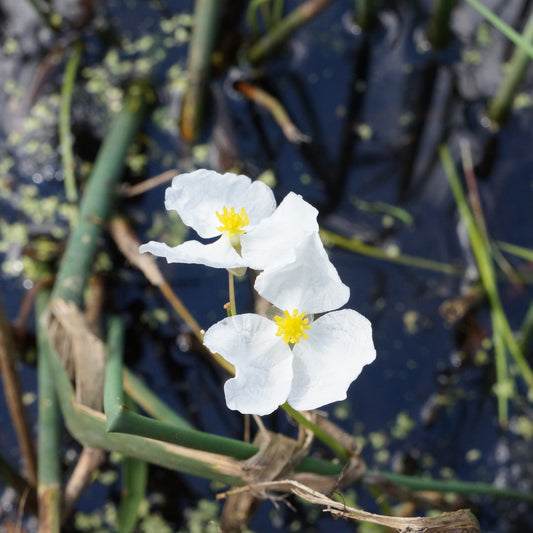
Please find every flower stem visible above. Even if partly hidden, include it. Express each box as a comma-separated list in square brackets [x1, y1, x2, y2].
[282, 403, 352, 460]
[228, 271, 237, 317]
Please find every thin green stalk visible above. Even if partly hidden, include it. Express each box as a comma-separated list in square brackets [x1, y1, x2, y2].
[488, 9, 533, 125]
[497, 240, 533, 262]
[426, 0, 457, 49]
[372, 471, 533, 502]
[464, 0, 533, 60]
[351, 196, 413, 226]
[282, 402, 352, 460]
[109, 320, 147, 533]
[118, 447, 147, 533]
[320, 228, 463, 276]
[52, 81, 153, 307]
[439, 145, 533, 407]
[247, 0, 334, 65]
[179, 0, 224, 142]
[59, 41, 83, 204]
[491, 308, 511, 425]
[36, 291, 61, 532]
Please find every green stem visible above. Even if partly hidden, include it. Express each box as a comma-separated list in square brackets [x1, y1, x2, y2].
[59, 41, 83, 204]
[439, 145, 533, 407]
[247, 0, 334, 65]
[488, 9, 533, 125]
[320, 228, 463, 276]
[104, 321, 341, 476]
[497, 240, 533, 262]
[179, 0, 224, 142]
[464, 0, 533, 60]
[372, 471, 533, 502]
[36, 291, 61, 531]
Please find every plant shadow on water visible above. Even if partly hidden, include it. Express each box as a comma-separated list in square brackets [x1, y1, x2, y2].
[1, 0, 533, 531]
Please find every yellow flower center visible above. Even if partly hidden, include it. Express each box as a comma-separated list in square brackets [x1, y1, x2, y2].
[274, 309, 311, 345]
[216, 206, 250, 236]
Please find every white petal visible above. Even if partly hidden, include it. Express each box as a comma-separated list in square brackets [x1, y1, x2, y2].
[254, 233, 349, 314]
[288, 309, 375, 410]
[203, 314, 293, 415]
[241, 192, 318, 270]
[139, 234, 246, 269]
[165, 170, 276, 238]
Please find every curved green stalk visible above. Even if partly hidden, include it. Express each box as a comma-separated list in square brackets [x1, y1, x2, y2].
[52, 81, 153, 306]
[59, 41, 83, 203]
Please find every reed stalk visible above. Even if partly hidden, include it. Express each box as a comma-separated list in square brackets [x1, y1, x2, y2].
[488, 9, 533, 125]
[179, 0, 223, 142]
[36, 291, 61, 532]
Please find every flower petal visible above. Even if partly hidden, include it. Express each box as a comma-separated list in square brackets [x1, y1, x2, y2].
[165, 170, 276, 238]
[288, 309, 375, 411]
[139, 233, 246, 268]
[254, 232, 349, 314]
[203, 314, 293, 415]
[241, 192, 318, 270]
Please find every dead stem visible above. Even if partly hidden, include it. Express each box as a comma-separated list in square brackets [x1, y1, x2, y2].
[235, 81, 311, 144]
[0, 294, 37, 487]
[121, 169, 177, 197]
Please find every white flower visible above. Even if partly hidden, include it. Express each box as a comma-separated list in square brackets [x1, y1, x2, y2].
[204, 233, 374, 415]
[203, 307, 375, 415]
[139, 169, 277, 269]
[253, 232, 350, 314]
[139, 169, 321, 272]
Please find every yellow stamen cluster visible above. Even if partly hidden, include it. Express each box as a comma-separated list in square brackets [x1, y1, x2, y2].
[216, 206, 250, 236]
[274, 309, 311, 345]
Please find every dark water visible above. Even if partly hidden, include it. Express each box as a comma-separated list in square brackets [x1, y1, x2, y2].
[1, 0, 533, 531]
